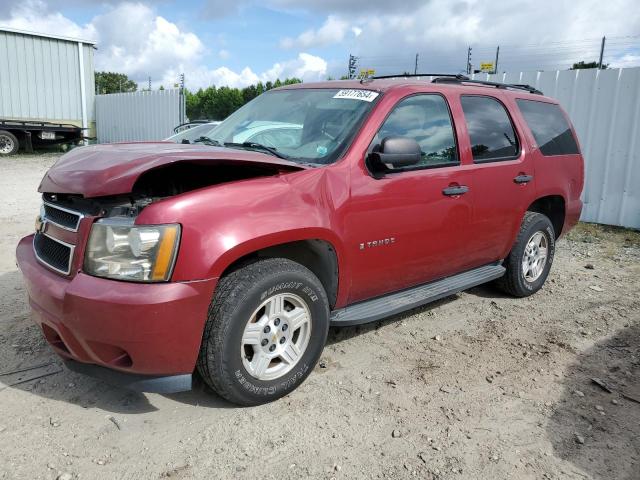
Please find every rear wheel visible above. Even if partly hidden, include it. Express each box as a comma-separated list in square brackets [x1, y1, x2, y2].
[496, 211, 555, 297]
[0, 130, 19, 156]
[197, 258, 329, 406]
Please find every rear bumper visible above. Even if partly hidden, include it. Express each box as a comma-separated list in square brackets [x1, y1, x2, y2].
[562, 198, 583, 236]
[16, 234, 217, 382]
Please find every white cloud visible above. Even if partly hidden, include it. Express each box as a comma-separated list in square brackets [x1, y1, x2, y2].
[90, 4, 205, 84]
[262, 53, 327, 81]
[0, 1, 328, 90]
[173, 53, 327, 90]
[280, 0, 640, 74]
[280, 15, 350, 49]
[3, 0, 638, 92]
[174, 66, 260, 90]
[0, 0, 97, 40]
[270, 0, 425, 14]
[610, 54, 640, 68]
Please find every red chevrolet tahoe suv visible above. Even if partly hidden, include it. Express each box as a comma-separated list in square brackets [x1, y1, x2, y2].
[16, 75, 584, 406]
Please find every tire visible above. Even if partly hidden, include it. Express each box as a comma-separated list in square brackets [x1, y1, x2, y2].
[496, 211, 555, 297]
[197, 258, 330, 406]
[0, 130, 19, 156]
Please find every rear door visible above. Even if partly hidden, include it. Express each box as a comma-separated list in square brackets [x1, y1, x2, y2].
[514, 99, 583, 234]
[346, 93, 476, 303]
[455, 93, 539, 263]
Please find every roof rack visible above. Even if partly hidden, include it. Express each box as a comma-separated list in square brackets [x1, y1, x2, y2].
[371, 73, 469, 80]
[431, 76, 543, 95]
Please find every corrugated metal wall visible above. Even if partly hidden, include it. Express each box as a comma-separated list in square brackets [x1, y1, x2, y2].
[0, 28, 95, 126]
[472, 68, 640, 229]
[96, 89, 184, 143]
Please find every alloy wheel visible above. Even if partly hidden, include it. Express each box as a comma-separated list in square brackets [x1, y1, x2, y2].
[522, 231, 548, 282]
[241, 293, 312, 381]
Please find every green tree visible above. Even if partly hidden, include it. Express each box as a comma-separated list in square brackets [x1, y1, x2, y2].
[95, 71, 138, 94]
[571, 61, 609, 70]
[241, 84, 259, 104]
[211, 86, 245, 119]
[185, 78, 303, 120]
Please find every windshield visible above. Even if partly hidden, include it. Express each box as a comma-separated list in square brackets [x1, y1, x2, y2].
[194, 88, 379, 165]
[166, 123, 219, 143]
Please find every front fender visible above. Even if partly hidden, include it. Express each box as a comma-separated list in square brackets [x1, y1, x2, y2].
[204, 226, 346, 283]
[134, 167, 350, 290]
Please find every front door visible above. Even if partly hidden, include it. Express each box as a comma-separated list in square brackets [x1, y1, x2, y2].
[345, 93, 477, 303]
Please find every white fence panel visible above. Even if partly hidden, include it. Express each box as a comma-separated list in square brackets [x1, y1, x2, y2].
[96, 89, 183, 143]
[473, 67, 640, 229]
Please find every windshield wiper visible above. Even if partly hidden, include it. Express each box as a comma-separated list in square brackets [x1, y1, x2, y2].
[224, 142, 289, 160]
[192, 136, 221, 146]
[191, 138, 293, 161]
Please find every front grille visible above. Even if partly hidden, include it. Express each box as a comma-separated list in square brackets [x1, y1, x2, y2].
[43, 202, 82, 231]
[33, 232, 74, 275]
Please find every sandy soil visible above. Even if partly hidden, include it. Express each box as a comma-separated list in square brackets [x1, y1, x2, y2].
[0, 153, 638, 480]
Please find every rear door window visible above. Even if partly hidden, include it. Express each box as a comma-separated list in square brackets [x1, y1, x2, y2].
[516, 99, 580, 156]
[460, 96, 519, 162]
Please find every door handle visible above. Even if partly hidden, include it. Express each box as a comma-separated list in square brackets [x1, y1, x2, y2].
[442, 185, 469, 196]
[514, 174, 533, 184]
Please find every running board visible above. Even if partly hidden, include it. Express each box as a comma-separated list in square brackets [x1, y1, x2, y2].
[330, 263, 505, 326]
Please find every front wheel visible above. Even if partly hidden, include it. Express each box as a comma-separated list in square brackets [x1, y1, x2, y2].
[197, 258, 329, 406]
[496, 211, 556, 297]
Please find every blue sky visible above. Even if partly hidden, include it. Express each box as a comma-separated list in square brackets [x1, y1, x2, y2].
[1, 0, 638, 90]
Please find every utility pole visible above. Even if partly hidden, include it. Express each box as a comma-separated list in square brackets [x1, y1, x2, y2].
[348, 54, 358, 79]
[494, 46, 500, 75]
[598, 36, 606, 69]
[179, 73, 185, 123]
[148, 76, 151, 91]
[414, 53, 419, 75]
[466, 46, 472, 75]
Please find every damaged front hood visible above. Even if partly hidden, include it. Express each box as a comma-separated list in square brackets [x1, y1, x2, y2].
[39, 142, 307, 197]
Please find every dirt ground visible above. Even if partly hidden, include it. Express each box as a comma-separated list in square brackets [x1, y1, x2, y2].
[0, 153, 638, 480]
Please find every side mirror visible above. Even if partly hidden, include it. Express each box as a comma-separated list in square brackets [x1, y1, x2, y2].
[367, 136, 421, 174]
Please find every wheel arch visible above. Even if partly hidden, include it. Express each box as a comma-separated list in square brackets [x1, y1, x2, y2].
[527, 194, 566, 239]
[208, 230, 344, 309]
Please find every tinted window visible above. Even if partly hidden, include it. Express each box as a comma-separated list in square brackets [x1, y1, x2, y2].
[372, 94, 458, 169]
[460, 96, 518, 162]
[516, 99, 579, 156]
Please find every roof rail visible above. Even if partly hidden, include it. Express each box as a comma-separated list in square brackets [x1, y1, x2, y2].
[371, 73, 470, 80]
[431, 76, 543, 95]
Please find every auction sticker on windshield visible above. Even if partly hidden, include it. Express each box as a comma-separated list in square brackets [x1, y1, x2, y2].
[333, 89, 379, 102]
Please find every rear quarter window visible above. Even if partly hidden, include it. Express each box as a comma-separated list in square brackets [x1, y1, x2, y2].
[516, 99, 580, 156]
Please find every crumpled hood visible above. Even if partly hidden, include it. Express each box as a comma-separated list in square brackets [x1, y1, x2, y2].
[39, 142, 306, 197]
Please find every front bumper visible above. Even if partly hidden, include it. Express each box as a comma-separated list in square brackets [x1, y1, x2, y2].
[16, 235, 217, 390]
[63, 359, 193, 393]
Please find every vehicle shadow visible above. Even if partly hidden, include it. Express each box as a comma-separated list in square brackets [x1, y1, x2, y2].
[465, 282, 513, 299]
[3, 266, 505, 412]
[326, 295, 458, 345]
[1, 269, 233, 413]
[546, 324, 640, 480]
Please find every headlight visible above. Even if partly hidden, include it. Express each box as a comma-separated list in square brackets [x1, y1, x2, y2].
[84, 219, 181, 282]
